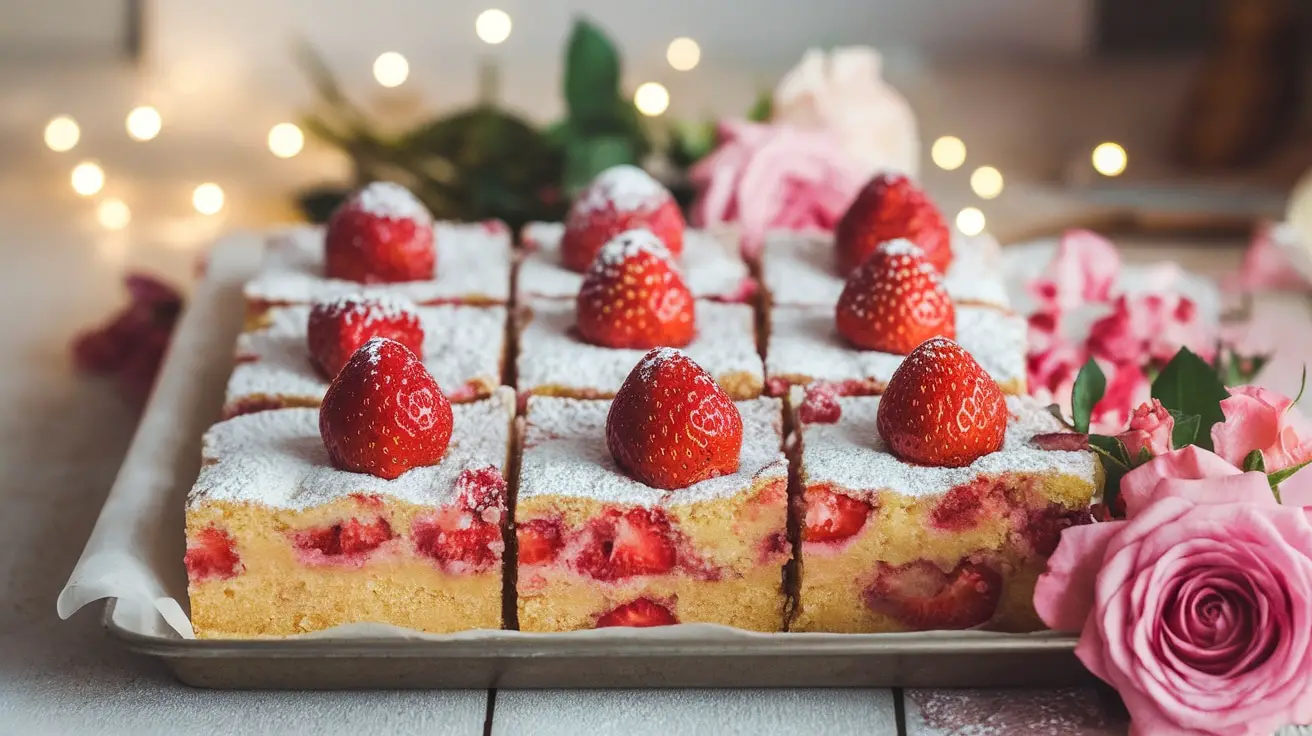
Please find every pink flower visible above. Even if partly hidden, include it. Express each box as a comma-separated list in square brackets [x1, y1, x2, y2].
[71, 272, 182, 404]
[1116, 399, 1174, 460]
[1212, 385, 1312, 474]
[1034, 467, 1312, 736]
[1029, 230, 1121, 312]
[1088, 293, 1214, 368]
[1119, 446, 1247, 517]
[1225, 222, 1309, 293]
[689, 120, 867, 259]
[1090, 362, 1150, 434]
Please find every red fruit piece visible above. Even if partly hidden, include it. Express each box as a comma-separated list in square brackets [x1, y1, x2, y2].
[456, 466, 507, 520]
[1021, 504, 1093, 557]
[561, 165, 685, 272]
[606, 348, 743, 489]
[575, 508, 677, 580]
[517, 518, 565, 566]
[307, 295, 424, 379]
[836, 173, 952, 274]
[835, 240, 955, 355]
[184, 527, 242, 582]
[576, 230, 696, 349]
[929, 478, 1002, 532]
[595, 598, 679, 628]
[319, 337, 453, 480]
[863, 561, 1002, 630]
[797, 383, 842, 424]
[802, 486, 872, 543]
[877, 338, 1007, 468]
[325, 181, 436, 283]
[412, 509, 504, 573]
[294, 517, 395, 557]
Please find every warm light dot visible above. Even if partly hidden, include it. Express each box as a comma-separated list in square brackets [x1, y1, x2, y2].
[970, 166, 1004, 200]
[125, 106, 162, 141]
[666, 37, 701, 71]
[45, 115, 80, 152]
[634, 82, 670, 117]
[373, 52, 410, 88]
[267, 123, 305, 158]
[193, 183, 225, 215]
[931, 136, 966, 170]
[1092, 142, 1127, 177]
[956, 207, 986, 236]
[475, 9, 512, 45]
[96, 198, 131, 230]
[71, 161, 105, 196]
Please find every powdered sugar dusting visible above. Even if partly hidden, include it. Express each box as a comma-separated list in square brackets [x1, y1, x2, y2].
[767, 305, 1026, 391]
[226, 304, 505, 411]
[572, 165, 669, 216]
[518, 222, 750, 300]
[349, 181, 433, 223]
[314, 294, 418, 327]
[761, 229, 1010, 309]
[244, 223, 512, 304]
[793, 388, 1096, 498]
[594, 229, 677, 270]
[517, 299, 760, 397]
[877, 238, 926, 258]
[191, 388, 515, 510]
[519, 396, 786, 507]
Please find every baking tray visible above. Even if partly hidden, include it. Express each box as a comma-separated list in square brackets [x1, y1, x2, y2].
[91, 232, 1090, 690]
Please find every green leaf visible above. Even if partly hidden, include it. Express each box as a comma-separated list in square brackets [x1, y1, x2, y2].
[1046, 404, 1075, 430]
[1088, 435, 1132, 519]
[1244, 449, 1266, 473]
[1170, 413, 1200, 449]
[563, 135, 637, 195]
[747, 90, 773, 122]
[564, 19, 623, 131]
[1268, 458, 1312, 489]
[1151, 348, 1229, 451]
[1293, 366, 1307, 409]
[1088, 434, 1131, 468]
[1071, 359, 1106, 434]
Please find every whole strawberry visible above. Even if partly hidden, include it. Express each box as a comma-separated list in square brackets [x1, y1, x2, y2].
[307, 295, 424, 378]
[319, 337, 453, 479]
[835, 240, 955, 354]
[877, 337, 1006, 467]
[835, 173, 952, 275]
[325, 181, 436, 283]
[561, 165, 685, 272]
[576, 229, 695, 349]
[606, 348, 742, 489]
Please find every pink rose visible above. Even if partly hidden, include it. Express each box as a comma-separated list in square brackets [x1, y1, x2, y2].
[1029, 230, 1121, 312]
[1212, 385, 1312, 474]
[1116, 399, 1174, 460]
[1119, 446, 1246, 518]
[689, 120, 867, 259]
[1035, 468, 1312, 736]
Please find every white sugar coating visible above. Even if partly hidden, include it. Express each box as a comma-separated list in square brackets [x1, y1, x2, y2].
[190, 388, 515, 510]
[313, 294, 419, 325]
[244, 222, 512, 304]
[516, 299, 761, 396]
[571, 165, 669, 216]
[518, 396, 787, 507]
[349, 181, 433, 223]
[518, 222, 751, 300]
[593, 229, 677, 271]
[226, 304, 506, 409]
[766, 305, 1026, 389]
[876, 238, 926, 258]
[760, 229, 1010, 309]
[792, 388, 1096, 498]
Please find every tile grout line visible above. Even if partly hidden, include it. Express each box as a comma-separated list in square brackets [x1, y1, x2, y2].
[894, 688, 908, 736]
[483, 688, 497, 736]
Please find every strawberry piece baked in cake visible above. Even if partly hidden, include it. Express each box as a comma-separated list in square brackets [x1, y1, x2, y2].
[519, 166, 753, 302]
[515, 349, 790, 631]
[517, 230, 763, 400]
[789, 339, 1098, 633]
[224, 295, 506, 416]
[186, 339, 515, 637]
[245, 182, 513, 313]
[765, 241, 1026, 396]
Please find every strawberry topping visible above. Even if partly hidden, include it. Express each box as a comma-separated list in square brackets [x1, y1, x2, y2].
[575, 508, 677, 580]
[802, 485, 872, 543]
[293, 517, 395, 558]
[606, 348, 743, 490]
[835, 173, 952, 274]
[455, 466, 507, 522]
[576, 230, 696, 349]
[517, 518, 565, 566]
[561, 165, 685, 272]
[863, 560, 1002, 631]
[319, 337, 453, 480]
[184, 527, 242, 582]
[877, 338, 1007, 468]
[835, 240, 955, 355]
[307, 295, 424, 379]
[325, 182, 436, 283]
[595, 598, 679, 628]
[797, 382, 842, 424]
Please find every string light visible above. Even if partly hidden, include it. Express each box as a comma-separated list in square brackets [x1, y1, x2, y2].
[634, 82, 670, 117]
[970, 166, 1004, 199]
[268, 123, 304, 158]
[956, 207, 986, 236]
[193, 183, 225, 215]
[475, 9, 512, 44]
[96, 198, 131, 230]
[373, 52, 409, 88]
[125, 106, 162, 141]
[44, 116, 80, 152]
[666, 37, 701, 71]
[71, 161, 105, 196]
[931, 136, 966, 170]
[1092, 142, 1127, 177]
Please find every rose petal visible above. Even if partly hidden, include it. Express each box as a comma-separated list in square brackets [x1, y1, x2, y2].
[1148, 472, 1277, 509]
[1120, 447, 1243, 517]
[1034, 521, 1124, 631]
